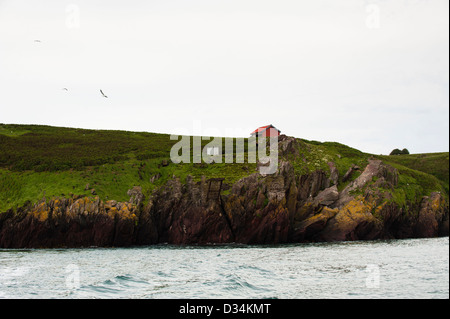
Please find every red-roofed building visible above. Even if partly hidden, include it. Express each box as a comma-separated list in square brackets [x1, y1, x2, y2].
[250, 124, 281, 137]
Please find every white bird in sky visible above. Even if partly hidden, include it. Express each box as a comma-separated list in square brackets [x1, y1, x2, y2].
[100, 89, 108, 98]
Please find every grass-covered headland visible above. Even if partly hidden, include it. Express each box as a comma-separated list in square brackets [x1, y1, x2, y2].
[0, 123, 448, 213]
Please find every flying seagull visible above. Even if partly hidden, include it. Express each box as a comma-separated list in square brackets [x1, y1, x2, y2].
[34, 40, 41, 43]
[100, 89, 108, 98]
[62, 88, 68, 91]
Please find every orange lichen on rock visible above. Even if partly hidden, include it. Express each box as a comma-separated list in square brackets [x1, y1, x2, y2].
[431, 194, 443, 212]
[32, 202, 49, 222]
[105, 201, 137, 221]
[316, 196, 383, 241]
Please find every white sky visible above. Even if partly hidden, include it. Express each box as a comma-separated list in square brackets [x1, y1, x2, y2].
[0, 0, 448, 154]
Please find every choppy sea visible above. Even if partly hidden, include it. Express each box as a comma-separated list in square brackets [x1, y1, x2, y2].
[0, 237, 448, 299]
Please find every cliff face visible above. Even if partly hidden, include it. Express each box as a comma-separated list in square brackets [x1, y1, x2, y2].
[0, 197, 140, 248]
[0, 138, 448, 248]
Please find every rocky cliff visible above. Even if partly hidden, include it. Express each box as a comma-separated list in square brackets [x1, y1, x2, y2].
[0, 137, 448, 248]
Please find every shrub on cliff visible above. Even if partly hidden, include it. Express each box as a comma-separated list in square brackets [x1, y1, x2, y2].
[390, 148, 410, 155]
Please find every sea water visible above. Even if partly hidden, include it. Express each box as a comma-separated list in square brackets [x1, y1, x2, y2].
[0, 237, 448, 299]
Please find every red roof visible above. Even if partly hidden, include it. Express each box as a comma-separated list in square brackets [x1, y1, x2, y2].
[251, 124, 281, 135]
[251, 125, 271, 134]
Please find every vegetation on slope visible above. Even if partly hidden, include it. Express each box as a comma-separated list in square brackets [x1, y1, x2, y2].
[0, 124, 448, 213]
[378, 153, 449, 192]
[0, 124, 256, 211]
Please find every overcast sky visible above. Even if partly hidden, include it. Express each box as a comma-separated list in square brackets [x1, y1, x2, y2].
[0, 0, 448, 154]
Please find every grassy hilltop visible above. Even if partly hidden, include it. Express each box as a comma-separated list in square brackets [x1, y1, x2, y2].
[0, 124, 448, 213]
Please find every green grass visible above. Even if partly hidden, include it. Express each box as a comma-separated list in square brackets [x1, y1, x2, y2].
[0, 124, 174, 171]
[377, 152, 449, 207]
[292, 139, 369, 183]
[378, 152, 449, 192]
[389, 163, 447, 208]
[0, 124, 31, 137]
[0, 156, 258, 212]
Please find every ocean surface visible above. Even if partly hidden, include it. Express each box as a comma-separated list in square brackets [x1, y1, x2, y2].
[0, 237, 448, 299]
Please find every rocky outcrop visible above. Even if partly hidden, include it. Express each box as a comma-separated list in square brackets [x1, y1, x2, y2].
[223, 172, 291, 244]
[149, 176, 233, 244]
[0, 137, 448, 248]
[0, 197, 138, 248]
[313, 185, 339, 206]
[314, 198, 383, 241]
[127, 186, 145, 207]
[335, 159, 398, 208]
[415, 192, 448, 238]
